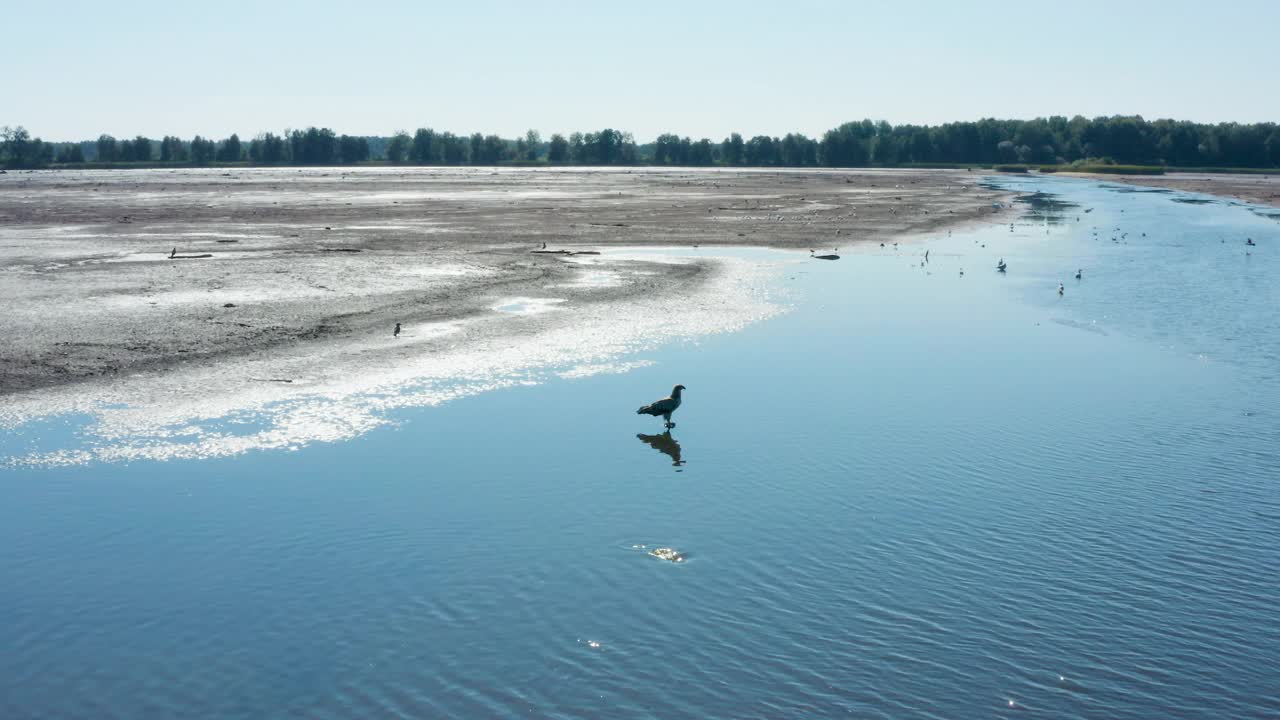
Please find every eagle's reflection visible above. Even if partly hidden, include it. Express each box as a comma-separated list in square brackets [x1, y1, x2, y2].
[637, 431, 686, 469]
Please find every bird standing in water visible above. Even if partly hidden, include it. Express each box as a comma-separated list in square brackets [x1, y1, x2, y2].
[637, 384, 686, 429]
[394, 322, 401, 337]
[1058, 283, 1065, 296]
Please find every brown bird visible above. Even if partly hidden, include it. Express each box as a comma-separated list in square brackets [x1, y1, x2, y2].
[637, 384, 685, 429]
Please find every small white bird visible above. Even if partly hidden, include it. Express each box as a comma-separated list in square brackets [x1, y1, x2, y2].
[637, 384, 685, 429]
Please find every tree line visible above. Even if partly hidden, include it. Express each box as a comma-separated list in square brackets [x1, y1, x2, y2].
[4, 116, 1279, 169]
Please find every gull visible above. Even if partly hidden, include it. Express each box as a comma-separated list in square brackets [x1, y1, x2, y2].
[637, 384, 685, 429]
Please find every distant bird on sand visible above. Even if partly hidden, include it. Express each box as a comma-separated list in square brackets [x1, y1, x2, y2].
[637, 384, 685, 429]
[394, 322, 401, 337]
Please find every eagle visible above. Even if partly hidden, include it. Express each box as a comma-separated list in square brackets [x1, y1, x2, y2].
[637, 384, 685, 429]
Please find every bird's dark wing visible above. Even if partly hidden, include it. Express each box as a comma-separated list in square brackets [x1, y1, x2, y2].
[636, 397, 676, 416]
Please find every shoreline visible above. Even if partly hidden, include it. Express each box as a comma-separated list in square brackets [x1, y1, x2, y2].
[1058, 171, 1280, 209]
[0, 248, 788, 465]
[1, 167, 1016, 400]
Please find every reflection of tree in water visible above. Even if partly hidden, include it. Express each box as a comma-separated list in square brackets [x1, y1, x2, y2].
[637, 432, 686, 469]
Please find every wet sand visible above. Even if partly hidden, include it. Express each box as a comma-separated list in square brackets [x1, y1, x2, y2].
[1061, 172, 1280, 208]
[0, 167, 1011, 398]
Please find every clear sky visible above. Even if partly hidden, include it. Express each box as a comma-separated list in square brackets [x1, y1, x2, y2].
[7, 0, 1278, 142]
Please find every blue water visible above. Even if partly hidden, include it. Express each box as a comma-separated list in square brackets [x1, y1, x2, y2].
[2, 177, 1278, 719]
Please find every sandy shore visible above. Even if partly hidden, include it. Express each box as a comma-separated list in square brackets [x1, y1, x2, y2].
[1060, 172, 1280, 208]
[1, 167, 1012, 399]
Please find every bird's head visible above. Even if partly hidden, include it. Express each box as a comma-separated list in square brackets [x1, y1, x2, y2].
[673, 384, 686, 395]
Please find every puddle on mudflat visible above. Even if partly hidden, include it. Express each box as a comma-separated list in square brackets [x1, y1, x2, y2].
[493, 297, 567, 314]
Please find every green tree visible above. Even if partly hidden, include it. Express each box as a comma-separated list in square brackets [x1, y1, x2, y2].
[721, 133, 744, 165]
[216, 134, 242, 162]
[131, 136, 153, 162]
[568, 132, 584, 163]
[653, 133, 681, 165]
[745, 135, 777, 166]
[1267, 127, 1280, 167]
[96, 134, 119, 162]
[479, 134, 507, 164]
[56, 143, 85, 163]
[523, 129, 542, 161]
[548, 133, 569, 163]
[441, 132, 467, 164]
[779, 133, 816, 166]
[190, 136, 217, 164]
[338, 135, 369, 164]
[412, 128, 439, 164]
[386, 131, 411, 164]
[160, 136, 188, 162]
[0, 126, 51, 168]
[45, 117, 1280, 170]
[288, 127, 337, 164]
[249, 132, 286, 163]
[819, 123, 872, 166]
[689, 138, 715, 165]
[580, 128, 629, 164]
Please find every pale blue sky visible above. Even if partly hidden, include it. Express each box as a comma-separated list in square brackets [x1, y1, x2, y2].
[7, 0, 1278, 142]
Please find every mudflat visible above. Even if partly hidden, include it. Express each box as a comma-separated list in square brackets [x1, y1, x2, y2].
[0, 167, 1010, 395]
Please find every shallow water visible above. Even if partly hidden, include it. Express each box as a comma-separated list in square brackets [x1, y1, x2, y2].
[2, 176, 1278, 719]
